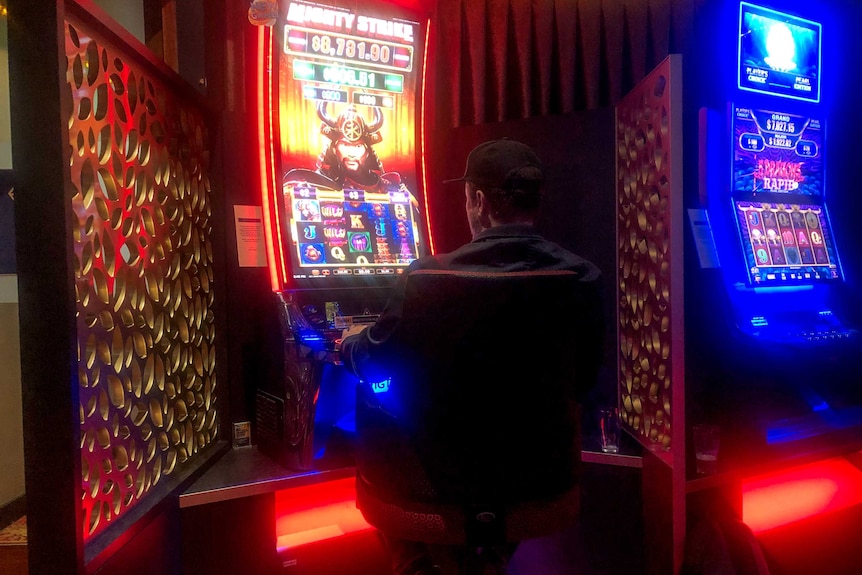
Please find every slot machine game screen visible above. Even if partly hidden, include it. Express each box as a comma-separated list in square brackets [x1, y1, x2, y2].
[276, 1, 427, 285]
[734, 202, 842, 286]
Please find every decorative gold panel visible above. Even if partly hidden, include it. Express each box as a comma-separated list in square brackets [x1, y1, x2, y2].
[616, 58, 678, 452]
[65, 19, 218, 539]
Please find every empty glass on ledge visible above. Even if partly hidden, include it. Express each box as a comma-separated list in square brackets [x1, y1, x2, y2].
[599, 408, 621, 454]
[693, 423, 720, 475]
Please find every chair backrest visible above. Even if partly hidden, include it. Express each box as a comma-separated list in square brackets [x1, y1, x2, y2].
[356, 269, 600, 507]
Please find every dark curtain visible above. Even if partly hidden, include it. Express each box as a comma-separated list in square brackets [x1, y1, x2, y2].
[433, 0, 707, 127]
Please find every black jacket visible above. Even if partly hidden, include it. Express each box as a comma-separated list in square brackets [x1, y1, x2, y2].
[342, 223, 604, 392]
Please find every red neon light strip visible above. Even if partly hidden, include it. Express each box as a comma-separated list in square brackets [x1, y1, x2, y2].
[258, 27, 281, 291]
[742, 457, 862, 533]
[420, 19, 436, 255]
[274, 477, 373, 551]
[276, 500, 372, 551]
[266, 31, 289, 287]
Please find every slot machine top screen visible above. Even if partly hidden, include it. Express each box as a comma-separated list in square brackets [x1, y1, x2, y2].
[273, 1, 430, 288]
[738, 2, 822, 103]
[732, 105, 823, 198]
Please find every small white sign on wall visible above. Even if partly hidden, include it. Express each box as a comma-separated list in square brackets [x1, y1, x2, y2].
[0, 275, 17, 304]
[233, 205, 268, 268]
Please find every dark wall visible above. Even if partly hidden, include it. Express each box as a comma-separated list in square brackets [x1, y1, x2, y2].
[431, 109, 619, 426]
[181, 494, 277, 575]
[0, 170, 15, 273]
[822, 1, 862, 324]
[176, 0, 207, 94]
[93, 503, 183, 575]
[204, 0, 285, 430]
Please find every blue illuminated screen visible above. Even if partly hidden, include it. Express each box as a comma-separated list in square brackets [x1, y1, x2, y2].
[732, 106, 822, 196]
[738, 2, 821, 103]
[734, 200, 842, 286]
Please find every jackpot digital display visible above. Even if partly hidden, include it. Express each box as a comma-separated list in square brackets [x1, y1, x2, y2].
[738, 2, 822, 103]
[276, 1, 426, 283]
[734, 201, 842, 286]
[733, 106, 822, 196]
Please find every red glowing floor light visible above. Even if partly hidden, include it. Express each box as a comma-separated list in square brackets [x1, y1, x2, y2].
[274, 477, 373, 552]
[741, 456, 862, 534]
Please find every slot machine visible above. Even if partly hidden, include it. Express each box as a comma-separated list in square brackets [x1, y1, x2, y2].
[254, 0, 434, 470]
[691, 1, 862, 461]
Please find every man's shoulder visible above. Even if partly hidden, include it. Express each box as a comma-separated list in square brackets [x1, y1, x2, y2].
[544, 242, 602, 280]
[404, 229, 601, 281]
[406, 253, 446, 272]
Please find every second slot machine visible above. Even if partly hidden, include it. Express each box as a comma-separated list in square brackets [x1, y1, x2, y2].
[255, 0, 434, 470]
[690, 1, 862, 465]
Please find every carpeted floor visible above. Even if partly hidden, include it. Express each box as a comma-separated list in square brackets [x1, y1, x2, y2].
[0, 516, 26, 545]
[0, 516, 27, 575]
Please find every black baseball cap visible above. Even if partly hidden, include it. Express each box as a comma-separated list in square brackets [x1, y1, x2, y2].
[444, 139, 544, 189]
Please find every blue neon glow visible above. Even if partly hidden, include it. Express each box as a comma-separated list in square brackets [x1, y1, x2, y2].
[369, 378, 391, 394]
[296, 328, 327, 350]
[766, 407, 862, 445]
[742, 285, 813, 294]
[738, 2, 822, 103]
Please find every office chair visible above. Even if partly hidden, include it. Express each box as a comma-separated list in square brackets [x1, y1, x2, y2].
[353, 268, 602, 552]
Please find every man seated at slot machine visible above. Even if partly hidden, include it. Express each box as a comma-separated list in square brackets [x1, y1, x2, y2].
[339, 139, 604, 575]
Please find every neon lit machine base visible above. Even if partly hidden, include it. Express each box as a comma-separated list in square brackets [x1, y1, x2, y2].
[741, 452, 862, 575]
[256, 287, 390, 471]
[275, 477, 388, 575]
